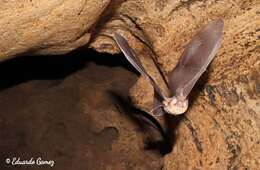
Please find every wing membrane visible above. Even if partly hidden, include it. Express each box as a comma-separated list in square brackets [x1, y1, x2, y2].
[114, 33, 166, 100]
[169, 19, 224, 100]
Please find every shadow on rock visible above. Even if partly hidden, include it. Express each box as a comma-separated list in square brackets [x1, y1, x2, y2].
[108, 90, 175, 155]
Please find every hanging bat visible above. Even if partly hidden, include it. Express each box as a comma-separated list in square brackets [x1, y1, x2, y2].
[113, 19, 224, 116]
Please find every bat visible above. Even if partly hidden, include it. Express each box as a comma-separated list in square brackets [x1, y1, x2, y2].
[113, 19, 224, 116]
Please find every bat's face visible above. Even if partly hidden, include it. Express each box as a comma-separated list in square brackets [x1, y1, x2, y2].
[163, 97, 188, 115]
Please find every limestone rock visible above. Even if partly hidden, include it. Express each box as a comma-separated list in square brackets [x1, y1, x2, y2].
[0, 0, 259, 169]
[0, 0, 110, 61]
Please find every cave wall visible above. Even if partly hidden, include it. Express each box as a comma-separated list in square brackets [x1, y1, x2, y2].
[0, 0, 259, 169]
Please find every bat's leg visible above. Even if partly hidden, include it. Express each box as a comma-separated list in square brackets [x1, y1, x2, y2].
[150, 104, 163, 112]
[151, 94, 165, 116]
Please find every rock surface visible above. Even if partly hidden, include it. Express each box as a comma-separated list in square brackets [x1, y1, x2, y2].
[0, 0, 259, 169]
[0, 51, 163, 170]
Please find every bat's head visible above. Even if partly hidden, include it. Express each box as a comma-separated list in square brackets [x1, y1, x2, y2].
[163, 97, 188, 115]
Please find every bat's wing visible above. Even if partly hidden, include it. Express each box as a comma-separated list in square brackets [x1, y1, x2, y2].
[169, 19, 224, 100]
[151, 94, 165, 116]
[114, 33, 166, 101]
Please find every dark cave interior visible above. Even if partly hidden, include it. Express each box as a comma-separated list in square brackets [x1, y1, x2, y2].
[0, 49, 174, 170]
